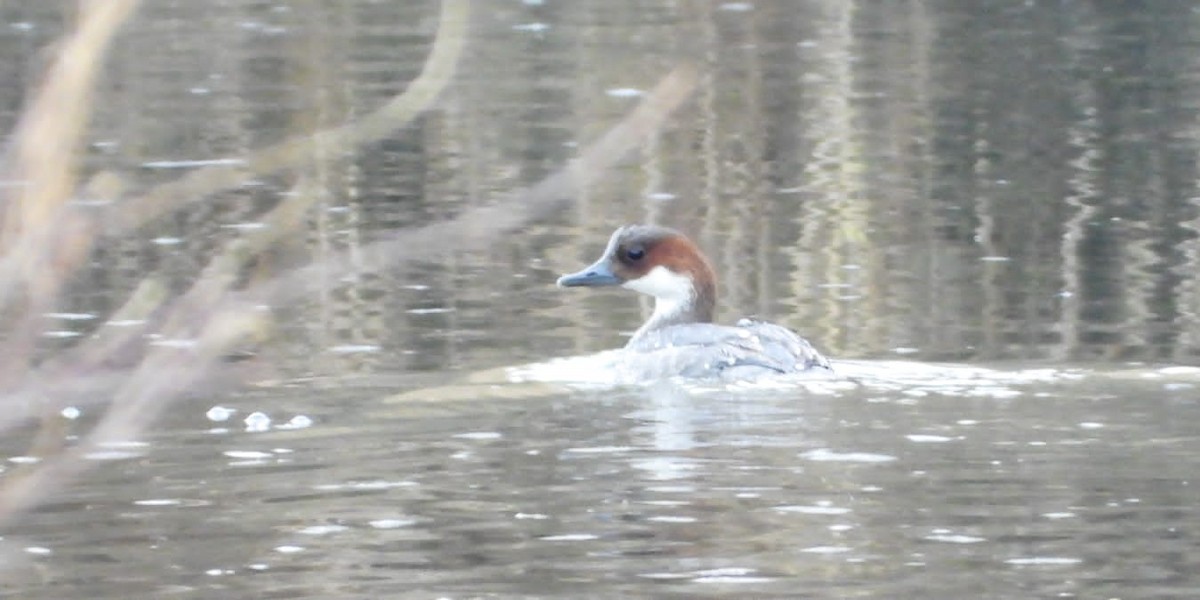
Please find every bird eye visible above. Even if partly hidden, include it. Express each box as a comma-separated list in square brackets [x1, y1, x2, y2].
[625, 247, 645, 261]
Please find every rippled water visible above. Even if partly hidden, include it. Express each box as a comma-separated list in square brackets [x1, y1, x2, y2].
[3, 1, 1200, 598]
[8, 364, 1200, 598]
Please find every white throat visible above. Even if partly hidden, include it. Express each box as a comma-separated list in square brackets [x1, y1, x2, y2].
[622, 265, 695, 340]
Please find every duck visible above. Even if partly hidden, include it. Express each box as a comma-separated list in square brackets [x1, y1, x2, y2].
[556, 224, 832, 381]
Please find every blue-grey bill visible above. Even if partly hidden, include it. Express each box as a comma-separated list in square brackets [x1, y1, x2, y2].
[556, 261, 621, 287]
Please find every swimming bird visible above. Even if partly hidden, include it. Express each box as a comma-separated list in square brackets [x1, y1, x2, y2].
[557, 224, 831, 381]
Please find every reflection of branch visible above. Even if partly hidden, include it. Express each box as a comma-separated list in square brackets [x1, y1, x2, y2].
[0, 0, 467, 529]
[0, 300, 264, 523]
[104, 0, 469, 237]
[4, 0, 141, 236]
[262, 63, 701, 305]
[0, 0, 467, 377]
[0, 0, 144, 526]
[0, 0, 142, 385]
[0, 0, 699, 529]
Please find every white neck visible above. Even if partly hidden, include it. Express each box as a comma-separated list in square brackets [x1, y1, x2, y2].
[622, 266, 695, 342]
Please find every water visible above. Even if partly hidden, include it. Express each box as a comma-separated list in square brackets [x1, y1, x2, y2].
[2, 1, 1200, 598]
[9, 367, 1200, 598]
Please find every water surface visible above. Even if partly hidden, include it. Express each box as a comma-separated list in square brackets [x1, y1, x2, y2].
[2, 1, 1200, 598]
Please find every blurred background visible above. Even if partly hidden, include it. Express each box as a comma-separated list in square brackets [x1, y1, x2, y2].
[3, 1, 1200, 598]
[7, 0, 1200, 376]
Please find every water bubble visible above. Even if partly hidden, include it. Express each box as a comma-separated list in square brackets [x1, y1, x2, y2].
[207, 406, 236, 422]
[244, 412, 271, 432]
